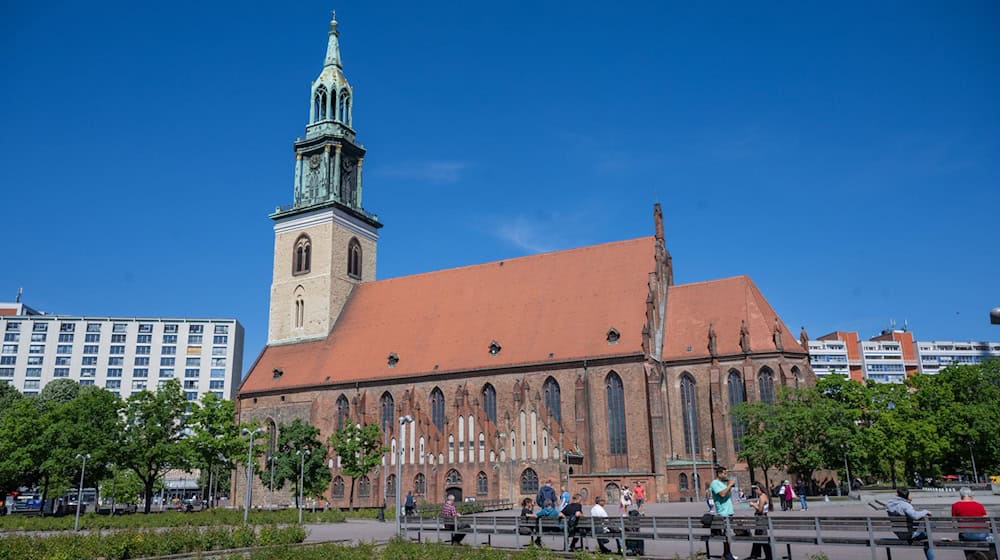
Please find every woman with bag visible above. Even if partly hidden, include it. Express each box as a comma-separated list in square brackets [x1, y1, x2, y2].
[749, 482, 773, 560]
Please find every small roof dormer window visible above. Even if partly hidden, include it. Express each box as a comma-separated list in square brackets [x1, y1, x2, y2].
[607, 327, 621, 344]
[489, 340, 502, 356]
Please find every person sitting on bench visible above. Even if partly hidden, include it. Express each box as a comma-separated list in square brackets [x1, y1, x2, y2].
[520, 497, 540, 545]
[886, 487, 934, 560]
[590, 495, 622, 554]
[441, 494, 466, 545]
[563, 494, 585, 551]
[535, 499, 564, 546]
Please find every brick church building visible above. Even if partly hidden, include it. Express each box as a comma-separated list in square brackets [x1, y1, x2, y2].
[234, 13, 814, 507]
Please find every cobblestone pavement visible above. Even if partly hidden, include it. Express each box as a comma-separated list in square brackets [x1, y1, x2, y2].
[304, 490, 999, 559]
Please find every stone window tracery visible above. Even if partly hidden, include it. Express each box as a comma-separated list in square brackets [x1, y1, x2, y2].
[727, 369, 747, 453]
[336, 394, 350, 430]
[293, 235, 311, 275]
[332, 476, 345, 498]
[358, 475, 371, 497]
[380, 391, 394, 434]
[759, 367, 775, 404]
[606, 371, 627, 459]
[430, 387, 445, 432]
[314, 86, 328, 122]
[520, 468, 538, 495]
[414, 473, 426, 496]
[482, 383, 497, 423]
[347, 237, 362, 279]
[680, 373, 700, 453]
[543, 377, 561, 425]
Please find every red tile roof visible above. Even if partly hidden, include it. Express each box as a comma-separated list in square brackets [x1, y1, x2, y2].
[662, 275, 804, 360]
[241, 237, 656, 393]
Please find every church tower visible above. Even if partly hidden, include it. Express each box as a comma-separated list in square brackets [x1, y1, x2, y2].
[267, 12, 381, 345]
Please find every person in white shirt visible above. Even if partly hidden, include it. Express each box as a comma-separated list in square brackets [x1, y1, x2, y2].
[590, 496, 622, 554]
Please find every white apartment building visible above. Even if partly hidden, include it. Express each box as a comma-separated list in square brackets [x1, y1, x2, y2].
[807, 339, 851, 377]
[860, 339, 907, 383]
[0, 309, 244, 400]
[916, 340, 1000, 374]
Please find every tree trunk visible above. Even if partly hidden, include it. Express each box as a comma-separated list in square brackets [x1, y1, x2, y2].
[40, 474, 50, 517]
[349, 477, 356, 511]
[143, 477, 155, 514]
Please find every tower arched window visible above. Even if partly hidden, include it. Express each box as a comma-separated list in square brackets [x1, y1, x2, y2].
[314, 86, 328, 122]
[727, 369, 747, 453]
[293, 235, 311, 275]
[543, 377, 561, 425]
[347, 238, 362, 279]
[520, 468, 539, 494]
[430, 387, 445, 432]
[336, 394, 350, 430]
[380, 391, 394, 434]
[414, 473, 426, 496]
[680, 373, 701, 453]
[477, 471, 488, 496]
[482, 383, 497, 423]
[759, 367, 775, 404]
[606, 371, 627, 459]
[294, 294, 304, 329]
[339, 92, 351, 126]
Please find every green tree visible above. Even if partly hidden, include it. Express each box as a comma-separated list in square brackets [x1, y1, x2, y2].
[260, 419, 329, 508]
[100, 467, 145, 507]
[0, 398, 45, 501]
[0, 382, 25, 421]
[37, 378, 81, 405]
[119, 379, 192, 513]
[187, 393, 245, 504]
[329, 423, 385, 510]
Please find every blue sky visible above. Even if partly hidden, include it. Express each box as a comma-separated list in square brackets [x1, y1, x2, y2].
[3, 1, 998, 373]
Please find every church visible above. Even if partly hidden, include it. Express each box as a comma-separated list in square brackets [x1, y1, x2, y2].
[234, 13, 814, 507]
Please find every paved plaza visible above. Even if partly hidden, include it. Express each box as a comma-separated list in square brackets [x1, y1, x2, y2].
[304, 489, 1000, 560]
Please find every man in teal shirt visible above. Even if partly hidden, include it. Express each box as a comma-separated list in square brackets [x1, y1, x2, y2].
[710, 466, 738, 560]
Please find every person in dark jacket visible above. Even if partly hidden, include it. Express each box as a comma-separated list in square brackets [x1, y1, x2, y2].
[536, 479, 557, 509]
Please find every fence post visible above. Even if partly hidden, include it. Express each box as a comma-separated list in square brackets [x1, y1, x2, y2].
[687, 516, 695, 559]
[866, 516, 877, 560]
[620, 515, 627, 558]
[515, 514, 520, 548]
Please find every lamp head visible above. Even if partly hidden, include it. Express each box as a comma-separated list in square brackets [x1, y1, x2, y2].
[991, 307, 1000, 325]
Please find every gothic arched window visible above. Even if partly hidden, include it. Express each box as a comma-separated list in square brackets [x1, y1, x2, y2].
[332, 476, 345, 498]
[414, 473, 426, 496]
[294, 288, 305, 329]
[293, 235, 311, 275]
[680, 373, 700, 453]
[266, 419, 277, 459]
[606, 371, 627, 456]
[727, 369, 747, 453]
[336, 394, 350, 430]
[380, 391, 394, 434]
[791, 365, 802, 389]
[314, 86, 328, 122]
[430, 387, 445, 432]
[520, 468, 539, 495]
[482, 383, 497, 423]
[477, 471, 488, 495]
[445, 469, 462, 486]
[339, 92, 351, 126]
[679, 472, 689, 491]
[347, 238, 362, 279]
[358, 475, 371, 497]
[543, 377, 561, 425]
[759, 367, 775, 404]
[386, 474, 396, 497]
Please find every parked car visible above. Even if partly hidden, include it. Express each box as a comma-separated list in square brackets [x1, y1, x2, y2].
[178, 498, 206, 512]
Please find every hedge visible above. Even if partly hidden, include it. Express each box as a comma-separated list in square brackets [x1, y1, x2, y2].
[0, 524, 306, 560]
[0, 507, 346, 531]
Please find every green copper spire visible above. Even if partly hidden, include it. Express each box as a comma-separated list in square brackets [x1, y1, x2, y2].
[324, 10, 342, 69]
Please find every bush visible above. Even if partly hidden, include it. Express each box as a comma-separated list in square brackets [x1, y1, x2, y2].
[0, 525, 307, 560]
[0, 507, 347, 531]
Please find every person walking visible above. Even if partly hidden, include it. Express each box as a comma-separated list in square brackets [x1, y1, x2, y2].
[710, 466, 739, 560]
[537, 479, 557, 510]
[795, 480, 807, 511]
[404, 491, 416, 516]
[633, 482, 646, 512]
[748, 482, 773, 560]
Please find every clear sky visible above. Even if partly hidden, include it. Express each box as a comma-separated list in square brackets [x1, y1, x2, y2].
[3, 1, 998, 373]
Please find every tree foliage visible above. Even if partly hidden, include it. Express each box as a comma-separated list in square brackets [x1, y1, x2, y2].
[119, 379, 192, 513]
[260, 419, 330, 506]
[329, 423, 385, 509]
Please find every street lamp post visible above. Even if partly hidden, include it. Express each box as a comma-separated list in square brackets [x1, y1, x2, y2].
[968, 441, 979, 483]
[74, 453, 91, 531]
[395, 415, 414, 536]
[241, 427, 263, 524]
[841, 444, 852, 496]
[296, 449, 311, 524]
